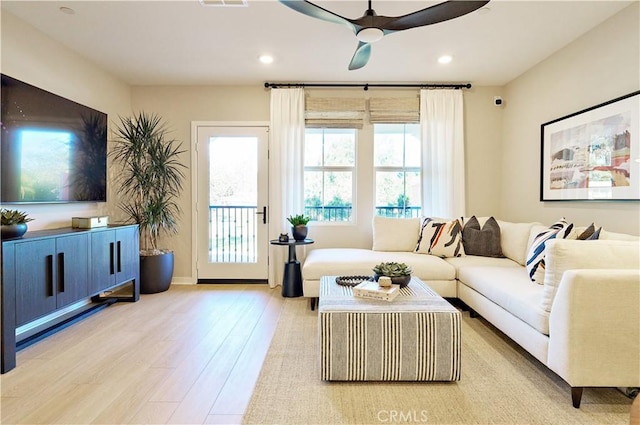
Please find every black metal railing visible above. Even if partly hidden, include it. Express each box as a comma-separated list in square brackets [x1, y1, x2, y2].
[304, 205, 421, 221]
[209, 206, 257, 263]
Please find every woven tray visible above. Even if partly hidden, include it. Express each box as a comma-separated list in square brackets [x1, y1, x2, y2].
[335, 275, 372, 287]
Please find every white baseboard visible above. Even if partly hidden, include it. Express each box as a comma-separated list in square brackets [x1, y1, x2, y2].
[172, 276, 197, 285]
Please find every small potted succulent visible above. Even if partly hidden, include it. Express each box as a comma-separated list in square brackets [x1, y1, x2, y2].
[287, 214, 311, 241]
[1, 208, 34, 239]
[373, 261, 413, 288]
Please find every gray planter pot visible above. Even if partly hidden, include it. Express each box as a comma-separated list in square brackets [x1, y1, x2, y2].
[140, 251, 174, 294]
[1, 223, 28, 240]
[292, 225, 308, 241]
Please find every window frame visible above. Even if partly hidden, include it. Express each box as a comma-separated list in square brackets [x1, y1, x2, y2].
[373, 123, 422, 219]
[303, 127, 357, 224]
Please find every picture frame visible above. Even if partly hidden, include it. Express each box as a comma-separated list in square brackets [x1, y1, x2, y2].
[540, 90, 640, 201]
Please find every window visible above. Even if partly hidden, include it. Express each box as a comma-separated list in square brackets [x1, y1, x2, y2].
[304, 128, 355, 222]
[374, 123, 421, 218]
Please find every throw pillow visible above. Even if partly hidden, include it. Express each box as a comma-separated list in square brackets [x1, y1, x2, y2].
[587, 227, 602, 240]
[575, 223, 602, 240]
[371, 216, 421, 252]
[462, 216, 504, 257]
[576, 223, 596, 240]
[415, 217, 465, 258]
[525, 218, 574, 283]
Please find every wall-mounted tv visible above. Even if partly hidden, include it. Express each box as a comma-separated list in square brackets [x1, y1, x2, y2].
[1, 74, 107, 203]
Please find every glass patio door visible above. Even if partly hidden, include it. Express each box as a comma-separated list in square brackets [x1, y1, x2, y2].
[196, 125, 269, 281]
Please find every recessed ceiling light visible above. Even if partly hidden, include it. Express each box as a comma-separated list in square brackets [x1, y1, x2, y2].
[478, 7, 491, 15]
[59, 6, 75, 15]
[438, 55, 453, 64]
[259, 54, 274, 65]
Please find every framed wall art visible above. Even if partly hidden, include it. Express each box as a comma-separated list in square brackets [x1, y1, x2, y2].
[540, 90, 640, 201]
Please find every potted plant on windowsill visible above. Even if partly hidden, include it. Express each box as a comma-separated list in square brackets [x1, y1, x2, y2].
[0, 208, 34, 239]
[373, 262, 412, 288]
[110, 112, 185, 294]
[287, 214, 311, 241]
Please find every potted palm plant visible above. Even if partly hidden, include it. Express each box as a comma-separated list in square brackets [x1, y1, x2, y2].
[110, 112, 185, 294]
[0, 208, 34, 239]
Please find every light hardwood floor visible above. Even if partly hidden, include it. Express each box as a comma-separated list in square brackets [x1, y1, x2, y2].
[1, 284, 285, 425]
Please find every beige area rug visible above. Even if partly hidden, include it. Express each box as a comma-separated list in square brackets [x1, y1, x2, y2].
[243, 298, 633, 425]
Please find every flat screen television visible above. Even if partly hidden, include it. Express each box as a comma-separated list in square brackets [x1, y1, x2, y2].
[1, 74, 107, 203]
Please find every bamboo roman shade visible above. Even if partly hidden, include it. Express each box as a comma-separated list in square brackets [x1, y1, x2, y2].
[305, 97, 366, 128]
[304, 96, 421, 127]
[369, 97, 420, 123]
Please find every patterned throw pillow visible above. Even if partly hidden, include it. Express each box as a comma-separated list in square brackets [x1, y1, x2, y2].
[462, 216, 504, 257]
[416, 217, 465, 258]
[526, 218, 574, 283]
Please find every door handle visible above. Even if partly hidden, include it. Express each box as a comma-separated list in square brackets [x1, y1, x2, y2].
[256, 206, 267, 224]
[109, 242, 115, 275]
[46, 255, 54, 297]
[58, 252, 65, 293]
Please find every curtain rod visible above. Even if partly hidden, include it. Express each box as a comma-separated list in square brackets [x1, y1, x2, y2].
[264, 82, 471, 91]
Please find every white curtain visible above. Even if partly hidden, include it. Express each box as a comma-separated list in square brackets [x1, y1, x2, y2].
[268, 88, 305, 288]
[420, 89, 466, 219]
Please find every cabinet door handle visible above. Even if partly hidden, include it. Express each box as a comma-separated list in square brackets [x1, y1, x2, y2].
[58, 252, 65, 293]
[109, 242, 115, 275]
[46, 255, 54, 297]
[117, 241, 122, 273]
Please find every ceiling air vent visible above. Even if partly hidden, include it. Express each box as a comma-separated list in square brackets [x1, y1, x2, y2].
[199, 0, 248, 6]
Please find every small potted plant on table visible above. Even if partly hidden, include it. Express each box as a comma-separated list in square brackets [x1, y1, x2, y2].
[287, 214, 311, 241]
[373, 262, 413, 288]
[0, 209, 34, 239]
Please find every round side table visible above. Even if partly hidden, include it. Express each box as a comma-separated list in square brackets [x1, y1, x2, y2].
[270, 238, 314, 297]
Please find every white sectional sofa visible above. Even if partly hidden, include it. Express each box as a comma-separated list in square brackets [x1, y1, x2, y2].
[301, 216, 640, 408]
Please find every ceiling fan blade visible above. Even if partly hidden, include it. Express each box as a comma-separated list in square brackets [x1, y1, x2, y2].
[348, 41, 371, 71]
[278, 0, 356, 32]
[380, 1, 490, 31]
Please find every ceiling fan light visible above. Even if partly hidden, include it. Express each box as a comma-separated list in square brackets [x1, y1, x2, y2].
[356, 27, 384, 43]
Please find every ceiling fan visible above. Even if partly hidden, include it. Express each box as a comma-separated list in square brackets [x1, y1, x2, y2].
[278, 0, 490, 70]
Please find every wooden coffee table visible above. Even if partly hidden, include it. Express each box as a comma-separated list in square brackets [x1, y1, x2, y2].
[318, 275, 461, 381]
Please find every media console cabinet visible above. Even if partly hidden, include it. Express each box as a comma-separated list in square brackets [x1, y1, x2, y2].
[1, 224, 140, 373]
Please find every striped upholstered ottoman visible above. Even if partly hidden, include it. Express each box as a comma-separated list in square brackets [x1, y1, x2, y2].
[319, 275, 461, 381]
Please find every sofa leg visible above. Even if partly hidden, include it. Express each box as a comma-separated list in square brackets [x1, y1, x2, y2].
[469, 308, 479, 318]
[571, 387, 583, 408]
[310, 297, 318, 311]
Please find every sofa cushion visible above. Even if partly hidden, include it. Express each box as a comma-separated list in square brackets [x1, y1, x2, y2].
[497, 221, 542, 266]
[526, 218, 574, 283]
[416, 217, 465, 258]
[457, 266, 549, 334]
[540, 238, 640, 312]
[462, 216, 504, 258]
[445, 255, 520, 277]
[372, 216, 421, 252]
[302, 248, 456, 281]
[599, 229, 640, 241]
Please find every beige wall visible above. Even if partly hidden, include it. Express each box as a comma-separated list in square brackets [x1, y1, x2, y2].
[0, 11, 132, 231]
[501, 3, 640, 235]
